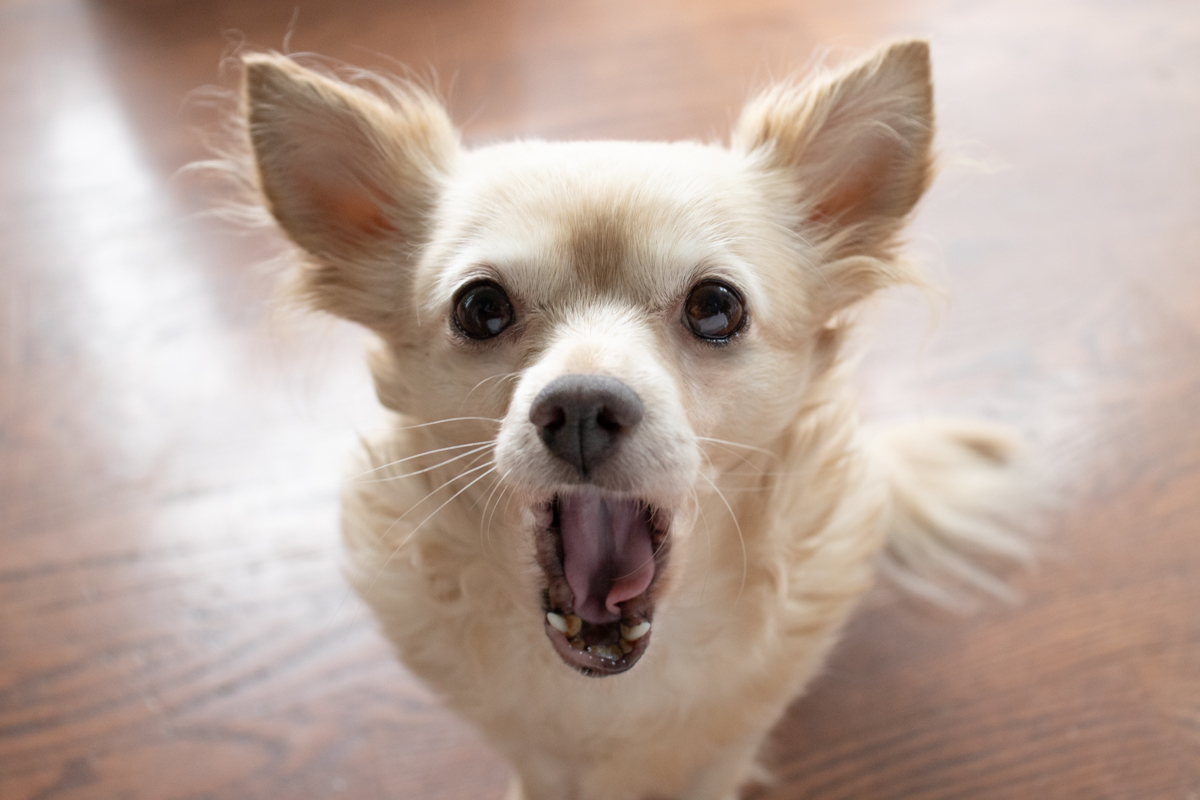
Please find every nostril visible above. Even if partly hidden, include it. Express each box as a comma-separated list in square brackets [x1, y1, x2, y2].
[595, 406, 625, 434]
[532, 404, 567, 433]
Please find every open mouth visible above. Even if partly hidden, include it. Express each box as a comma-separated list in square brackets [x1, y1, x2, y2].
[534, 492, 671, 677]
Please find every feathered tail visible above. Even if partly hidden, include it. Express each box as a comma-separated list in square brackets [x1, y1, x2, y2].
[869, 419, 1042, 607]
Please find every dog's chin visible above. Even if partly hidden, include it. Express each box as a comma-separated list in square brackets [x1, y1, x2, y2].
[531, 490, 672, 677]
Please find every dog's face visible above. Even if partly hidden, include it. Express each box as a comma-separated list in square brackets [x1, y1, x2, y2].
[243, 41, 933, 675]
[422, 141, 820, 673]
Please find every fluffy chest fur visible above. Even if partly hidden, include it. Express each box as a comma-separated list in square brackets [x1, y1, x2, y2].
[342, 398, 885, 799]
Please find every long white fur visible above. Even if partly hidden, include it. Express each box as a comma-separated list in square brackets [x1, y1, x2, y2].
[235, 40, 1036, 800]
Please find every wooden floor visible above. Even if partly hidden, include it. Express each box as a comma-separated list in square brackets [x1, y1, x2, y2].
[1, 0, 1197, 797]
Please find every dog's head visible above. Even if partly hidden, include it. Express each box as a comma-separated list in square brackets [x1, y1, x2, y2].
[242, 41, 933, 676]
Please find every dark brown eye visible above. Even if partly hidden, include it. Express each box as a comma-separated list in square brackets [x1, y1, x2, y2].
[454, 280, 514, 340]
[684, 280, 745, 341]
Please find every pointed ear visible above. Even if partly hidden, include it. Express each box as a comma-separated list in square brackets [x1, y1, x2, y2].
[242, 53, 457, 327]
[732, 40, 934, 309]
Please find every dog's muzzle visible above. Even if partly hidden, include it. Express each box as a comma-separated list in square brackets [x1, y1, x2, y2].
[525, 374, 669, 676]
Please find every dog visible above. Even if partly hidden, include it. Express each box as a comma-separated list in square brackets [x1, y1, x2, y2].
[236, 39, 1034, 800]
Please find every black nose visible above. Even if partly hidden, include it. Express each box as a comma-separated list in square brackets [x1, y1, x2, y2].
[528, 375, 644, 477]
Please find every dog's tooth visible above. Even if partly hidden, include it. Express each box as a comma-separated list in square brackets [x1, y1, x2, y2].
[546, 612, 568, 634]
[564, 615, 583, 637]
[620, 621, 651, 641]
[590, 644, 623, 662]
[569, 636, 586, 651]
[619, 639, 633, 655]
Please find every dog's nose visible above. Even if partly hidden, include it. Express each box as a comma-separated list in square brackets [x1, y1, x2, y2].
[529, 375, 644, 477]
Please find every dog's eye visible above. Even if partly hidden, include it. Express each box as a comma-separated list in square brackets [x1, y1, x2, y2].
[684, 281, 745, 341]
[454, 280, 515, 340]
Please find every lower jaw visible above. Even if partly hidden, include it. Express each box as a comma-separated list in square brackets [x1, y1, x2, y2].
[536, 495, 670, 677]
[543, 616, 652, 676]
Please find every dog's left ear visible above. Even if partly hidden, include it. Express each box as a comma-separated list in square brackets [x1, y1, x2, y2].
[733, 40, 934, 313]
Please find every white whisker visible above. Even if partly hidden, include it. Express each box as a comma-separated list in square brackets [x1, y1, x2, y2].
[700, 470, 747, 602]
[475, 468, 507, 553]
[393, 415, 502, 432]
[349, 441, 493, 482]
[697, 436, 781, 461]
[483, 471, 513, 552]
[373, 465, 498, 584]
[368, 455, 494, 549]
[692, 486, 714, 604]
[459, 371, 522, 411]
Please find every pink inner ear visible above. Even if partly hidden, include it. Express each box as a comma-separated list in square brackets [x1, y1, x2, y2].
[294, 165, 397, 241]
[320, 186, 395, 237]
[812, 137, 896, 224]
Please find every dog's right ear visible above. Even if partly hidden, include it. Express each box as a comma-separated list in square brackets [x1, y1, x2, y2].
[243, 54, 457, 328]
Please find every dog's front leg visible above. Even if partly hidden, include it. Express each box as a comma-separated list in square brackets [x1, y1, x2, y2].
[504, 774, 743, 800]
[502, 739, 761, 800]
[503, 773, 586, 800]
[503, 756, 582, 800]
[678, 738, 764, 800]
[504, 775, 529, 800]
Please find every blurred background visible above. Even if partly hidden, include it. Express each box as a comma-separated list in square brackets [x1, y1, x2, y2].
[1, 0, 1197, 798]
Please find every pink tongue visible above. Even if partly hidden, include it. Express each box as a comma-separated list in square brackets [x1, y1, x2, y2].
[559, 494, 656, 624]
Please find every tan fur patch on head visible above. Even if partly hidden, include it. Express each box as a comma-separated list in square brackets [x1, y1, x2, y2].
[569, 207, 627, 293]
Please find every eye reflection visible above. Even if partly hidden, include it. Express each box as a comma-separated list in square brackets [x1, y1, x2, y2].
[454, 280, 514, 339]
[683, 281, 745, 341]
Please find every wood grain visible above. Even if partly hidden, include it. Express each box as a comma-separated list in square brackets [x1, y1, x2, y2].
[1, 0, 1197, 798]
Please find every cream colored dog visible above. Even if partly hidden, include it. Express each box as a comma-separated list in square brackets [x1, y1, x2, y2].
[239, 40, 1032, 800]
